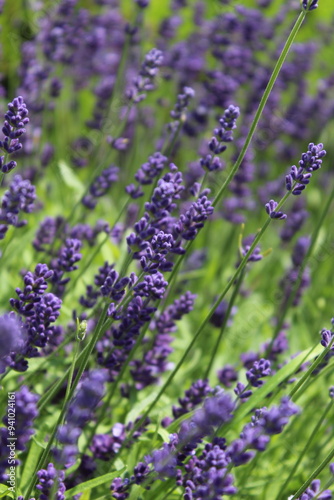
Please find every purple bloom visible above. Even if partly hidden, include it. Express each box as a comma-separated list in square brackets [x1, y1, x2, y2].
[55, 370, 107, 467]
[1, 386, 39, 480]
[179, 439, 237, 499]
[0, 314, 26, 373]
[127, 48, 163, 103]
[111, 477, 130, 500]
[210, 300, 237, 329]
[302, 0, 319, 11]
[147, 442, 178, 478]
[246, 358, 271, 387]
[191, 392, 235, 437]
[254, 396, 299, 435]
[294, 479, 332, 499]
[82, 165, 119, 209]
[36, 463, 66, 500]
[173, 190, 214, 241]
[234, 382, 253, 400]
[131, 292, 196, 389]
[0, 175, 36, 239]
[218, 365, 238, 388]
[134, 272, 168, 300]
[10, 263, 54, 316]
[320, 328, 333, 348]
[200, 105, 240, 172]
[0, 96, 29, 173]
[172, 379, 213, 420]
[170, 86, 195, 121]
[285, 143, 326, 195]
[265, 199, 287, 220]
[134, 152, 168, 187]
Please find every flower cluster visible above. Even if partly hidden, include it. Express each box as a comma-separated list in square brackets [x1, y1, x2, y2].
[0, 175, 36, 240]
[285, 143, 326, 195]
[0, 96, 29, 173]
[54, 370, 107, 467]
[127, 48, 164, 103]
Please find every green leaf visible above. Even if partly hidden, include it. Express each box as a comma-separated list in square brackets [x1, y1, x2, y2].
[64, 468, 126, 499]
[0, 484, 14, 498]
[58, 160, 85, 194]
[20, 438, 44, 490]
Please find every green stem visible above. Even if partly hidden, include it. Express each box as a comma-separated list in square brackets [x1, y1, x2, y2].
[24, 306, 109, 499]
[289, 340, 334, 401]
[290, 446, 334, 500]
[124, 216, 277, 443]
[267, 182, 334, 352]
[82, 306, 153, 454]
[212, 10, 306, 210]
[276, 400, 334, 500]
[204, 267, 245, 380]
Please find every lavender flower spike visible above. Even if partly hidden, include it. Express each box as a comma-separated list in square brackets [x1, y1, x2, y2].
[265, 199, 287, 219]
[302, 0, 319, 11]
[0, 96, 29, 174]
[285, 143, 326, 195]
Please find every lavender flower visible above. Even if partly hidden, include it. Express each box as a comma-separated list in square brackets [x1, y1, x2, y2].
[134, 272, 168, 300]
[0, 314, 26, 373]
[55, 370, 107, 467]
[178, 439, 237, 499]
[1, 386, 39, 480]
[200, 105, 240, 172]
[285, 143, 326, 195]
[131, 292, 196, 389]
[82, 165, 119, 209]
[246, 358, 271, 387]
[0, 175, 36, 239]
[51, 238, 82, 296]
[36, 463, 66, 500]
[172, 190, 214, 241]
[265, 199, 287, 219]
[302, 0, 319, 11]
[10, 263, 54, 316]
[127, 48, 164, 103]
[170, 86, 195, 121]
[292, 479, 332, 499]
[172, 379, 213, 420]
[0, 96, 29, 173]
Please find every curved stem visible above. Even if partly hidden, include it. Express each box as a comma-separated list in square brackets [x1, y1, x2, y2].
[204, 267, 245, 380]
[212, 11, 306, 210]
[267, 182, 334, 353]
[290, 445, 334, 500]
[276, 400, 334, 500]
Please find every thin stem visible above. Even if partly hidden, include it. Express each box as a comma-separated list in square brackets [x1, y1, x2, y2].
[289, 340, 334, 401]
[267, 182, 334, 352]
[24, 305, 109, 499]
[290, 446, 334, 500]
[276, 399, 334, 500]
[124, 217, 275, 443]
[212, 10, 306, 210]
[204, 267, 245, 380]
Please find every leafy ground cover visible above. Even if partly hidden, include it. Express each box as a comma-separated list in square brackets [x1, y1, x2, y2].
[1, 0, 334, 499]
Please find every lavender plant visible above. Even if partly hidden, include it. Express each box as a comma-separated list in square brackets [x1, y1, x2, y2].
[0, 0, 334, 499]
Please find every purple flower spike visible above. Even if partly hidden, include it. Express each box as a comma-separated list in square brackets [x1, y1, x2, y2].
[246, 358, 271, 387]
[320, 328, 333, 348]
[265, 199, 287, 219]
[0, 96, 29, 174]
[302, 0, 319, 11]
[0, 314, 26, 373]
[127, 48, 163, 103]
[286, 143, 326, 196]
[36, 463, 66, 500]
